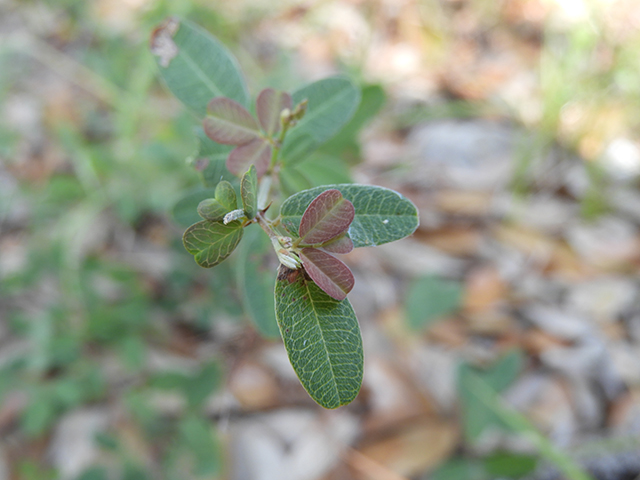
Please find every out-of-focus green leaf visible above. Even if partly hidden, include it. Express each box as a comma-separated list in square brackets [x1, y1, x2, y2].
[179, 415, 222, 476]
[458, 350, 523, 443]
[405, 276, 463, 330]
[151, 18, 248, 116]
[236, 225, 279, 338]
[320, 84, 386, 157]
[275, 266, 363, 408]
[484, 452, 537, 478]
[172, 188, 217, 227]
[287, 77, 360, 148]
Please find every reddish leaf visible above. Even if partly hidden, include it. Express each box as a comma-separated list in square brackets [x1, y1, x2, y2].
[203, 97, 260, 145]
[226, 138, 272, 177]
[256, 88, 292, 136]
[320, 233, 353, 254]
[298, 189, 355, 246]
[299, 248, 354, 301]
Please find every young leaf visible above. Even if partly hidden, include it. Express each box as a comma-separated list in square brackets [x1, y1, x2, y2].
[196, 181, 237, 221]
[298, 189, 355, 246]
[319, 233, 353, 254]
[197, 198, 227, 222]
[287, 77, 361, 147]
[240, 165, 258, 219]
[151, 18, 249, 116]
[226, 138, 271, 178]
[281, 184, 419, 248]
[299, 248, 354, 301]
[236, 225, 279, 338]
[275, 265, 363, 408]
[256, 88, 292, 136]
[214, 180, 237, 211]
[203, 97, 260, 145]
[193, 128, 235, 187]
[183, 220, 244, 268]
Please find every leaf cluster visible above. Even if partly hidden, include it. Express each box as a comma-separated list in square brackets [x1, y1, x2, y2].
[152, 17, 419, 408]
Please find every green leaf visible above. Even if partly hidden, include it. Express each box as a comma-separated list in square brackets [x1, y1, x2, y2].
[483, 452, 537, 478]
[179, 415, 222, 476]
[203, 97, 261, 145]
[240, 165, 258, 219]
[193, 128, 235, 187]
[287, 77, 361, 148]
[227, 138, 271, 177]
[256, 88, 292, 136]
[299, 189, 354, 246]
[405, 276, 463, 330]
[280, 184, 419, 248]
[196, 180, 237, 222]
[151, 18, 249, 116]
[299, 248, 354, 301]
[172, 188, 217, 227]
[236, 225, 279, 338]
[431, 458, 486, 480]
[320, 84, 386, 157]
[281, 134, 319, 166]
[458, 350, 523, 443]
[183, 220, 244, 268]
[275, 265, 363, 408]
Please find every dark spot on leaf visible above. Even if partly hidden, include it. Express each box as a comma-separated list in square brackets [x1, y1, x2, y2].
[150, 17, 179, 68]
[302, 296, 307, 300]
[285, 328, 289, 333]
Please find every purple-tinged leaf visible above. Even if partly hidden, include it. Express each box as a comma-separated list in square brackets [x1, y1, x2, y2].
[226, 138, 272, 178]
[299, 248, 354, 301]
[320, 233, 353, 254]
[203, 97, 260, 145]
[256, 88, 292, 136]
[298, 189, 355, 246]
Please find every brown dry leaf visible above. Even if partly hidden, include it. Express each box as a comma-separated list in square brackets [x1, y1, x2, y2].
[463, 265, 508, 313]
[493, 224, 557, 266]
[434, 190, 493, 216]
[464, 310, 514, 336]
[229, 362, 280, 410]
[426, 318, 468, 348]
[522, 328, 571, 356]
[418, 227, 482, 256]
[354, 417, 458, 478]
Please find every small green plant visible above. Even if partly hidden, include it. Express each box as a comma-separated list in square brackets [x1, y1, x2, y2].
[151, 17, 419, 408]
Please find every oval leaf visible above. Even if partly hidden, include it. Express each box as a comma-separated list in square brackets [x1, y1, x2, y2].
[256, 88, 292, 137]
[298, 189, 355, 246]
[299, 248, 354, 301]
[320, 233, 353, 254]
[214, 180, 237, 211]
[183, 220, 243, 268]
[197, 198, 227, 222]
[203, 97, 260, 145]
[285, 77, 361, 148]
[151, 18, 249, 116]
[240, 165, 258, 219]
[281, 184, 419, 248]
[226, 138, 271, 178]
[275, 265, 363, 408]
[236, 225, 279, 338]
[280, 134, 319, 166]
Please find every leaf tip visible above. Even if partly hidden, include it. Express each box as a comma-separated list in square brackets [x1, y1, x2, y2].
[150, 17, 180, 68]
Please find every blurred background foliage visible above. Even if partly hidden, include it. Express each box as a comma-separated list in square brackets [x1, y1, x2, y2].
[2, 0, 640, 479]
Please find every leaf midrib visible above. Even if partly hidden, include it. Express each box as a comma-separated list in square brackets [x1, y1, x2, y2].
[302, 279, 341, 404]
